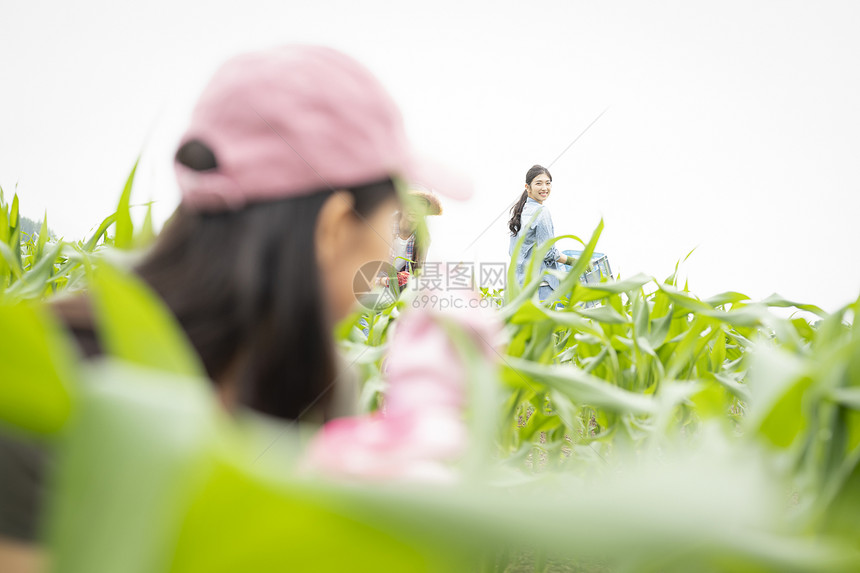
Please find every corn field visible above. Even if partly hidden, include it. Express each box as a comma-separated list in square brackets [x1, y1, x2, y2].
[2, 170, 860, 572]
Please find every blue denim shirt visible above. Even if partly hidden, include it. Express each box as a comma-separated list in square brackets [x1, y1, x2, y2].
[509, 197, 562, 290]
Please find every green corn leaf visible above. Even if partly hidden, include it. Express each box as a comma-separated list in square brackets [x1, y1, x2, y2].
[83, 212, 118, 251]
[704, 291, 751, 307]
[0, 302, 76, 435]
[134, 201, 156, 248]
[746, 345, 811, 449]
[36, 211, 50, 259]
[761, 294, 828, 319]
[573, 305, 628, 325]
[3, 242, 64, 302]
[0, 240, 24, 285]
[549, 219, 604, 305]
[88, 262, 203, 377]
[503, 356, 656, 415]
[113, 159, 139, 249]
[10, 193, 19, 230]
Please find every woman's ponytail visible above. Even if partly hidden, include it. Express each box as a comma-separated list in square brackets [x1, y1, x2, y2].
[508, 190, 529, 236]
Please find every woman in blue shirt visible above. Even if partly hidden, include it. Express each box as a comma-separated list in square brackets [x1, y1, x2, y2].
[508, 165, 573, 301]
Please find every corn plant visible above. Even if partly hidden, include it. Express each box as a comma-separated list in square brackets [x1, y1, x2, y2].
[2, 172, 860, 571]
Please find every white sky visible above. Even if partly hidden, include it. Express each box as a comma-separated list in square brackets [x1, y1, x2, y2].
[2, 1, 859, 311]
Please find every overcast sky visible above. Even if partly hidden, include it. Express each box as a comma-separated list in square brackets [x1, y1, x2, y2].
[3, 1, 859, 311]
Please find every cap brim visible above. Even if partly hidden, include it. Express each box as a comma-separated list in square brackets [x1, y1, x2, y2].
[403, 153, 473, 201]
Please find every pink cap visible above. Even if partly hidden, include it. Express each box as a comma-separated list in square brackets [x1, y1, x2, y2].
[175, 45, 472, 211]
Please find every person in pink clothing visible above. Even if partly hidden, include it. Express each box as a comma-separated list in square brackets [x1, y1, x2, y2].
[305, 301, 499, 482]
[56, 45, 475, 420]
[1, 44, 489, 572]
[135, 46, 495, 480]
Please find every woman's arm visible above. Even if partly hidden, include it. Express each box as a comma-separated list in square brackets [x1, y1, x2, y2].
[535, 208, 562, 266]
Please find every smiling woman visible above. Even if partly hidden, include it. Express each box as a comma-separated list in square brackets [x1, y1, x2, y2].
[508, 164, 573, 302]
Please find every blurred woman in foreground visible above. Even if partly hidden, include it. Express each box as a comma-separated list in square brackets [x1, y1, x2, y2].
[0, 44, 476, 571]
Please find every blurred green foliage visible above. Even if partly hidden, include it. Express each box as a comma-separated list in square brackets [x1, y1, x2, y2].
[1, 167, 860, 572]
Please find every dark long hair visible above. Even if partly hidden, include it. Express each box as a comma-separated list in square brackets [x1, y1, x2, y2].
[58, 140, 396, 421]
[508, 164, 552, 236]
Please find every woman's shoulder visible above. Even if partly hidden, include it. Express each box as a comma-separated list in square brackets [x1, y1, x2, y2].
[525, 202, 552, 222]
[536, 202, 553, 217]
[521, 199, 542, 217]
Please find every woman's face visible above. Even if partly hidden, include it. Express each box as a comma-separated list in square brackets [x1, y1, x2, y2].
[400, 207, 419, 232]
[317, 193, 401, 322]
[400, 197, 429, 233]
[526, 173, 552, 204]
